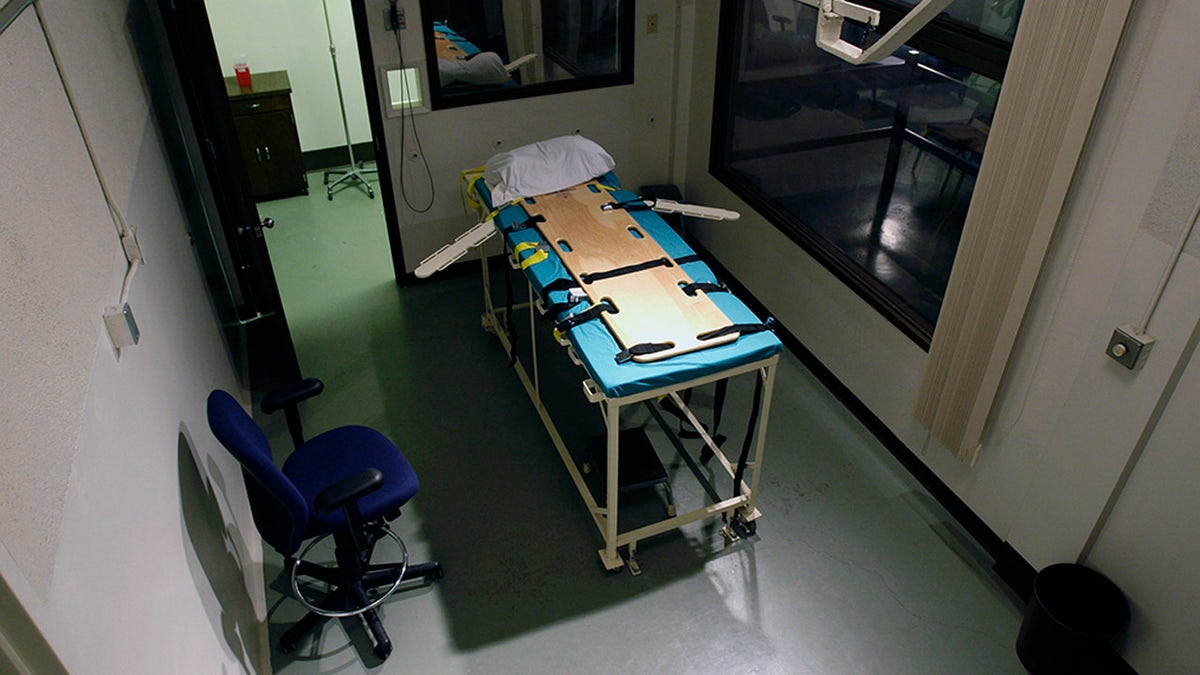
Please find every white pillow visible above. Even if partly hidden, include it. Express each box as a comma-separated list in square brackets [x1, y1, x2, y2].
[484, 135, 616, 204]
[438, 52, 510, 86]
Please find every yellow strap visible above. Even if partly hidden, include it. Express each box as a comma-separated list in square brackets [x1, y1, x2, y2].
[519, 249, 548, 270]
[459, 165, 487, 213]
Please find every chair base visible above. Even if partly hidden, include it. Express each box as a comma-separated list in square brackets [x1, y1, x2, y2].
[279, 560, 443, 660]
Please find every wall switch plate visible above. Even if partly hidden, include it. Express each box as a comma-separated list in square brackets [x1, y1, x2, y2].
[384, 5, 405, 31]
[1106, 324, 1153, 370]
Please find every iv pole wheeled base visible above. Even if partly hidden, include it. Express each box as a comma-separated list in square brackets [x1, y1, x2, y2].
[323, 163, 376, 200]
[321, 0, 375, 201]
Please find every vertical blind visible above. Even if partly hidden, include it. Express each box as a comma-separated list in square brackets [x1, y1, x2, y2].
[914, 0, 1135, 461]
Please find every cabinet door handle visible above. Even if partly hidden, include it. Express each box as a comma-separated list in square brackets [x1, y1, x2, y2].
[255, 147, 262, 162]
[245, 103, 261, 110]
[264, 146, 271, 161]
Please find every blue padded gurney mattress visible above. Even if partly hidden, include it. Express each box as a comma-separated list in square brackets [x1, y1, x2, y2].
[474, 173, 783, 399]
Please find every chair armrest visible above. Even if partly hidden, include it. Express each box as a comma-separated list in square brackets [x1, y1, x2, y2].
[314, 468, 383, 515]
[261, 378, 325, 415]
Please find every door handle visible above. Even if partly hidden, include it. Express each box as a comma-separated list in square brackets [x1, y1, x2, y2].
[237, 217, 274, 237]
[263, 145, 271, 161]
[255, 147, 262, 162]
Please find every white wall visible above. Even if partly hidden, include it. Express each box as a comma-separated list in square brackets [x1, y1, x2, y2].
[675, 1, 1200, 671]
[207, 0, 371, 152]
[0, 0, 265, 671]
[368, 0, 680, 272]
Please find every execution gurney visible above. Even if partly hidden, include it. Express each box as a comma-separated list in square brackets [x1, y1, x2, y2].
[421, 163, 783, 573]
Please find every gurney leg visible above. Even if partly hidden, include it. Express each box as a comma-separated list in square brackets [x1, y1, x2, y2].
[602, 399, 621, 570]
[626, 542, 641, 576]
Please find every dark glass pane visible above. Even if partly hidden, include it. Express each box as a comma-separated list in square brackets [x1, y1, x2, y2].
[715, 1, 1007, 335]
[889, 0, 1022, 41]
[541, 0, 624, 78]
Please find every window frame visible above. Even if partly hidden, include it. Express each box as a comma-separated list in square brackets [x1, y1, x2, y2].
[709, 0, 1017, 347]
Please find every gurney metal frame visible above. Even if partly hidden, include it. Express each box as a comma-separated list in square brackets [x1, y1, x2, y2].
[476, 230, 779, 574]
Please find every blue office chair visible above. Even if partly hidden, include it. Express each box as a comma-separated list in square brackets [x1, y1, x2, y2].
[206, 378, 442, 661]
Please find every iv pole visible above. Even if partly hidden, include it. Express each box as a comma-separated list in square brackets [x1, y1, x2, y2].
[321, 0, 375, 200]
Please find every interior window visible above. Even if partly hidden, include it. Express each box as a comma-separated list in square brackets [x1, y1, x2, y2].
[710, 0, 1021, 345]
[385, 64, 428, 116]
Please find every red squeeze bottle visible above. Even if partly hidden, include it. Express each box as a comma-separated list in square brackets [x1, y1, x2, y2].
[234, 56, 252, 87]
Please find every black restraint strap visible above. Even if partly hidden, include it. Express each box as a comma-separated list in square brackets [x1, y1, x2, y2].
[541, 278, 581, 294]
[553, 300, 616, 334]
[580, 258, 673, 284]
[733, 372, 765, 499]
[680, 281, 728, 296]
[674, 254, 703, 265]
[538, 278, 586, 317]
[614, 342, 674, 364]
[543, 299, 583, 316]
[699, 378, 729, 464]
[500, 213, 545, 234]
[603, 197, 653, 212]
[697, 320, 773, 342]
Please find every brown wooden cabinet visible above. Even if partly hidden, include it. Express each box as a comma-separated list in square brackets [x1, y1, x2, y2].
[225, 70, 307, 200]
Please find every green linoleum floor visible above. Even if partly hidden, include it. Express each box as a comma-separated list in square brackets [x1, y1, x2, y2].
[255, 171, 1027, 674]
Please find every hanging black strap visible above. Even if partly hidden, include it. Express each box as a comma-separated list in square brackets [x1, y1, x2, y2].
[673, 254, 703, 265]
[699, 378, 729, 464]
[504, 264, 518, 366]
[680, 281, 728, 296]
[580, 258, 672, 284]
[733, 371, 765, 499]
[614, 342, 674, 364]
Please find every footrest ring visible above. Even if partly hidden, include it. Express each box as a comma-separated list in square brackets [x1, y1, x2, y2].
[289, 526, 409, 619]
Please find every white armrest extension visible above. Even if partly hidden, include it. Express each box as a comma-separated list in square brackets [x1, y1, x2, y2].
[414, 219, 497, 278]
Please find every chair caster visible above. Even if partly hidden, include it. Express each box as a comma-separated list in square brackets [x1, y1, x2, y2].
[373, 638, 392, 660]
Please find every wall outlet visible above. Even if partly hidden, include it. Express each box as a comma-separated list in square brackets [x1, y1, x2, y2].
[646, 14, 659, 34]
[104, 304, 140, 349]
[1106, 325, 1154, 370]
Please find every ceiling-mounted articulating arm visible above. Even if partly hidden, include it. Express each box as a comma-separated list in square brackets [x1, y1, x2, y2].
[796, 0, 957, 65]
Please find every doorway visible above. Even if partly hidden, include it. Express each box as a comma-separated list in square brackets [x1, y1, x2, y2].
[203, 1, 406, 262]
[153, 0, 408, 389]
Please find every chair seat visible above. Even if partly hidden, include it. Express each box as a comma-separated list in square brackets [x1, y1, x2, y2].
[283, 425, 419, 537]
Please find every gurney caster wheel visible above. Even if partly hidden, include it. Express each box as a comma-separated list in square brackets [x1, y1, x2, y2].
[732, 514, 757, 539]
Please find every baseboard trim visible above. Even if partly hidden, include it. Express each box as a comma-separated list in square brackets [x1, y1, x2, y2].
[302, 142, 376, 172]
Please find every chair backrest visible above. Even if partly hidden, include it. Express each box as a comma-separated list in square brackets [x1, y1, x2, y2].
[206, 390, 309, 555]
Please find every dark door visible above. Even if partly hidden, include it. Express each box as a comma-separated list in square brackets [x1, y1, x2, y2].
[145, 0, 301, 392]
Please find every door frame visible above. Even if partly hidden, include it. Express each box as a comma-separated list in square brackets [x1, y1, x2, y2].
[155, 0, 302, 391]
[348, 0, 408, 284]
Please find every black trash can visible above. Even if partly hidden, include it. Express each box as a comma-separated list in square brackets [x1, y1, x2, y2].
[1016, 563, 1132, 673]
